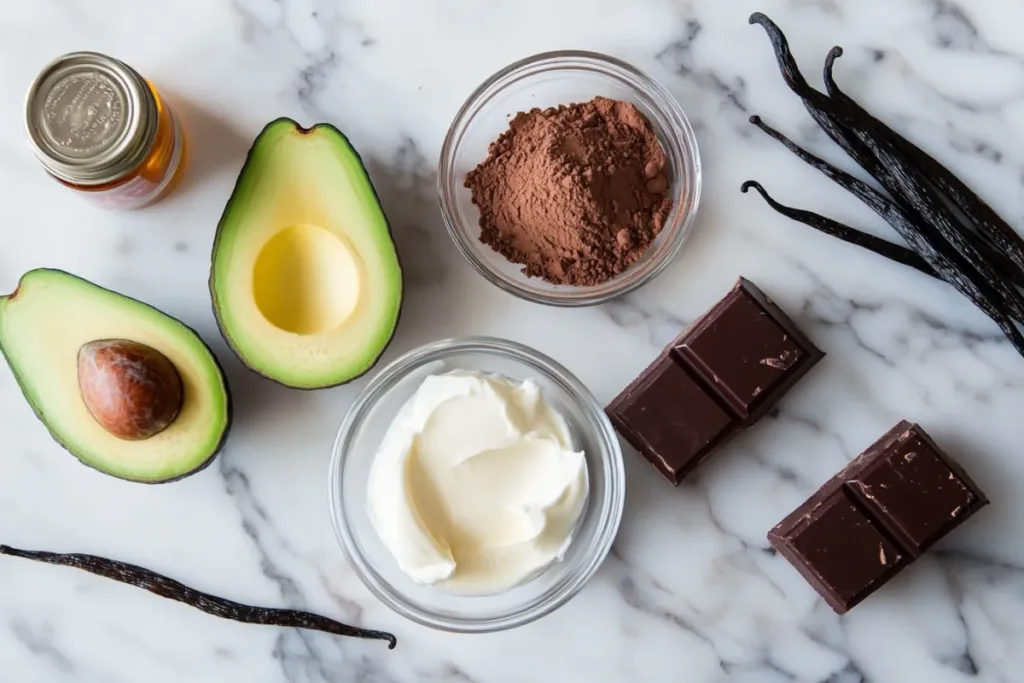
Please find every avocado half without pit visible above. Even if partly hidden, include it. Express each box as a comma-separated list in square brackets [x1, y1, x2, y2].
[210, 118, 403, 389]
[0, 269, 231, 483]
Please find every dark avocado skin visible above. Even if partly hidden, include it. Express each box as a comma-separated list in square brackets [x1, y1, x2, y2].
[208, 117, 404, 390]
[0, 269, 233, 485]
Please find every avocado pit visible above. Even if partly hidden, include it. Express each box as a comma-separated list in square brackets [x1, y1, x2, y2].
[77, 339, 184, 440]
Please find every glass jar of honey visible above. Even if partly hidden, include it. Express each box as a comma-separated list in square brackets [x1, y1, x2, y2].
[24, 52, 185, 210]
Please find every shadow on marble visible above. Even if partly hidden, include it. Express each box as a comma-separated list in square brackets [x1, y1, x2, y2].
[363, 155, 451, 291]
[167, 93, 251, 197]
[208, 338, 306, 435]
[927, 427, 1007, 542]
[358, 154, 493, 349]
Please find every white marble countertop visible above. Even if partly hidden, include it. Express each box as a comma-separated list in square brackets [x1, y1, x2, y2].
[2, 1, 1023, 681]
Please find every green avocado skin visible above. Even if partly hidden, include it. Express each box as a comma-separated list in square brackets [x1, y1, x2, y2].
[0, 269, 233, 484]
[208, 117, 404, 390]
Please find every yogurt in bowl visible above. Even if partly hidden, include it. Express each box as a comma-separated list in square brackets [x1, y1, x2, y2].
[367, 370, 589, 594]
[328, 337, 624, 632]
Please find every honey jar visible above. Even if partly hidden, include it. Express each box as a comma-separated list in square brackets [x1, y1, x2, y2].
[24, 52, 185, 210]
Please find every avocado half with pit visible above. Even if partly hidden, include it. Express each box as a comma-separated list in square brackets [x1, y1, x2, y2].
[0, 269, 231, 483]
[210, 118, 403, 389]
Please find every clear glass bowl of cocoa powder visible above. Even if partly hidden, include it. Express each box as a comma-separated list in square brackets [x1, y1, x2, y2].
[439, 50, 701, 305]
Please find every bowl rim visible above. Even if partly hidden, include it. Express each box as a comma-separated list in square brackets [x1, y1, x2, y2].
[438, 49, 702, 307]
[327, 336, 626, 632]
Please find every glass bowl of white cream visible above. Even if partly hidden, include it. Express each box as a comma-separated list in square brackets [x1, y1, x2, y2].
[328, 337, 624, 632]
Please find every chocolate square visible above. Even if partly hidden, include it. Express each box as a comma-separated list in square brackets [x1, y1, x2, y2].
[607, 356, 736, 484]
[845, 422, 987, 556]
[674, 278, 822, 419]
[771, 491, 908, 614]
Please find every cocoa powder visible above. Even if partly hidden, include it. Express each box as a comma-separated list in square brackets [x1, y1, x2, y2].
[464, 96, 673, 287]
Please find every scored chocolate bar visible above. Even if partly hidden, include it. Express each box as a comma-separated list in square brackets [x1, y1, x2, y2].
[606, 277, 824, 484]
[768, 421, 988, 614]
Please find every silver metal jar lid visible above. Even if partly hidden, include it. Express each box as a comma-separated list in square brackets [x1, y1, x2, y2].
[25, 51, 158, 186]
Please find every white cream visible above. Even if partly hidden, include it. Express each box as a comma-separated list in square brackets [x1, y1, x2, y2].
[367, 370, 589, 593]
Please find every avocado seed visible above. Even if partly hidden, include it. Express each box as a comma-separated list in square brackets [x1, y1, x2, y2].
[77, 340, 184, 440]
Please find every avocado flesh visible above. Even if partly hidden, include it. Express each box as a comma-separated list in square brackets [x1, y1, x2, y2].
[211, 118, 403, 389]
[0, 269, 231, 483]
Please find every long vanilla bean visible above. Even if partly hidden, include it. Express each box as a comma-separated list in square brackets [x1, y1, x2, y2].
[822, 46, 1024, 284]
[749, 115, 1024, 354]
[0, 545, 397, 649]
[750, 12, 1024, 323]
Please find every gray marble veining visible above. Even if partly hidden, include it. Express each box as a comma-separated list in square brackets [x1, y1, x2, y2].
[1, 1, 1023, 681]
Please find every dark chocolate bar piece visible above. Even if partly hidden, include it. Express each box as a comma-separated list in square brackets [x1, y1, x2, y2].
[769, 421, 988, 614]
[606, 277, 824, 484]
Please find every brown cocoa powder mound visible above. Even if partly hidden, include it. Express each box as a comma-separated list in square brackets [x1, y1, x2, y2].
[464, 96, 673, 287]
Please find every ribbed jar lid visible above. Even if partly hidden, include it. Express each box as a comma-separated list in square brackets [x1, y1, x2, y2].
[25, 51, 157, 185]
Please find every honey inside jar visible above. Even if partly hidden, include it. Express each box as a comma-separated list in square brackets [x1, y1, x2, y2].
[25, 52, 186, 210]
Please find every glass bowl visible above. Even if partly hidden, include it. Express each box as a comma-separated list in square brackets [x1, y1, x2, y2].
[328, 337, 624, 632]
[438, 50, 701, 306]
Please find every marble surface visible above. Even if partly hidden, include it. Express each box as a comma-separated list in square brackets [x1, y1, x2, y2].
[1, 0, 1023, 681]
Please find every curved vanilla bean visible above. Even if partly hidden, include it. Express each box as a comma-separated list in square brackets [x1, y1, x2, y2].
[741, 180, 936, 276]
[0, 545, 397, 649]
